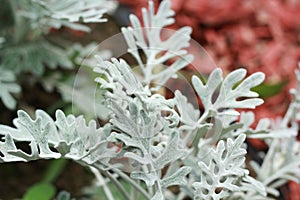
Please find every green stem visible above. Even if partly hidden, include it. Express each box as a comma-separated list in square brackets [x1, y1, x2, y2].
[41, 158, 68, 183]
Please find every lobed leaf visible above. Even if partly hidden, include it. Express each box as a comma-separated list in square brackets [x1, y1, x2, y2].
[192, 68, 265, 114]
[192, 134, 248, 200]
[121, 0, 193, 90]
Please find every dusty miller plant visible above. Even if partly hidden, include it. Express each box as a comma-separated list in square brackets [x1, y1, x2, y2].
[0, 0, 300, 199]
[0, 0, 116, 111]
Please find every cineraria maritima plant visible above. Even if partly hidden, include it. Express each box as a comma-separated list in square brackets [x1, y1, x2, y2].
[0, 0, 300, 200]
[0, 0, 116, 112]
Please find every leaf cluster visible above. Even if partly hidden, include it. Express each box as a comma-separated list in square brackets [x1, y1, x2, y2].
[1, 1, 300, 200]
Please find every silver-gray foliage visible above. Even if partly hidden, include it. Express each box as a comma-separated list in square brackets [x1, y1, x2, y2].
[0, 109, 115, 167]
[0, 0, 300, 200]
[0, 0, 115, 109]
[121, 0, 193, 91]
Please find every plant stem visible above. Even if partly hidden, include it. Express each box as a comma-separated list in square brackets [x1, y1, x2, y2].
[41, 158, 68, 183]
[90, 166, 114, 200]
[281, 102, 295, 128]
[101, 169, 131, 200]
[112, 168, 151, 199]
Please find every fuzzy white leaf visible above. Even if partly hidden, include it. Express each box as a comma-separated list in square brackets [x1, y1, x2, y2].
[122, 0, 193, 90]
[0, 109, 113, 166]
[192, 68, 265, 114]
[26, 0, 116, 31]
[193, 134, 248, 200]
[161, 166, 191, 188]
[131, 171, 157, 187]
[192, 68, 222, 110]
[174, 90, 199, 126]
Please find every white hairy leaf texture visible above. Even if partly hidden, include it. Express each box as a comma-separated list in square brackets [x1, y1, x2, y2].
[94, 56, 149, 97]
[192, 134, 248, 200]
[160, 166, 191, 188]
[192, 68, 265, 113]
[121, 0, 193, 90]
[0, 109, 115, 166]
[21, 0, 115, 32]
